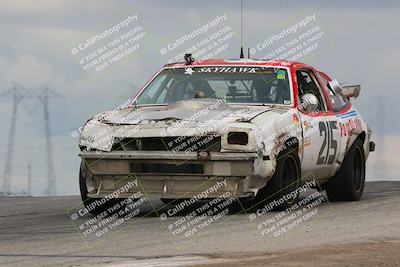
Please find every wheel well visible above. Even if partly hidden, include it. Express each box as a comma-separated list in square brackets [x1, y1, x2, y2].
[344, 131, 366, 158]
[272, 136, 299, 161]
[358, 131, 366, 144]
[284, 137, 299, 152]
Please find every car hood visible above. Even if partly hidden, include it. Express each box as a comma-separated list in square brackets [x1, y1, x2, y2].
[96, 98, 285, 125]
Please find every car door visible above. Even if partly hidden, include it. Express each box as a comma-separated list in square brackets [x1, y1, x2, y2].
[317, 71, 355, 175]
[296, 68, 341, 181]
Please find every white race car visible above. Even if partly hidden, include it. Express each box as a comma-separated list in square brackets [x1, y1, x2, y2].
[78, 57, 374, 214]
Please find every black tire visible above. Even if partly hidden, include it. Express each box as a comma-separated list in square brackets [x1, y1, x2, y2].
[255, 148, 301, 211]
[160, 198, 191, 206]
[325, 138, 366, 201]
[79, 161, 121, 216]
[160, 198, 176, 205]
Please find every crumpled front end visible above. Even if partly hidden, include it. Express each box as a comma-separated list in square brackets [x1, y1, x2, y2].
[79, 119, 275, 199]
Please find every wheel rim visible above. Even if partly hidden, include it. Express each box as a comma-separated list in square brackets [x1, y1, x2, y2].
[81, 164, 95, 193]
[353, 146, 364, 193]
[86, 176, 95, 193]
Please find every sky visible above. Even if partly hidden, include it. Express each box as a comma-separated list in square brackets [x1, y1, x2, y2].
[0, 0, 399, 195]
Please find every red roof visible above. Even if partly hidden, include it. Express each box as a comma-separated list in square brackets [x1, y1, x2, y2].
[164, 58, 311, 68]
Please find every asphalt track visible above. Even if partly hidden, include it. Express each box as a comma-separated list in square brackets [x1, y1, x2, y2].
[0, 181, 399, 267]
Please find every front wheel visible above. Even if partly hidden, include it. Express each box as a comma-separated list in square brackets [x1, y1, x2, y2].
[325, 138, 366, 201]
[255, 148, 301, 211]
[79, 160, 121, 215]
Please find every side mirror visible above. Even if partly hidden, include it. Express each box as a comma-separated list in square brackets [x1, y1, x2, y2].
[328, 79, 361, 100]
[300, 93, 319, 113]
[341, 85, 361, 99]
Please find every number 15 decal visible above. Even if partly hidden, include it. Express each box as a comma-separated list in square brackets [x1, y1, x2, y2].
[317, 121, 338, 165]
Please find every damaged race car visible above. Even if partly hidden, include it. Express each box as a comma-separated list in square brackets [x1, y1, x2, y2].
[78, 56, 375, 214]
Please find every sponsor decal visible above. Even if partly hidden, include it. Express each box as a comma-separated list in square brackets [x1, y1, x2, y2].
[302, 120, 313, 131]
[339, 117, 362, 136]
[184, 67, 194, 75]
[183, 66, 276, 74]
[293, 114, 299, 126]
[197, 67, 259, 73]
[182, 66, 288, 76]
[337, 110, 357, 119]
[277, 69, 286, 79]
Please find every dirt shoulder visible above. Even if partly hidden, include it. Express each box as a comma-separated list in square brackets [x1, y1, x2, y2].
[195, 238, 400, 267]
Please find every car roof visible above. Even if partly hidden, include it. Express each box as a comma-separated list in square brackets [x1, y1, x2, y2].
[164, 58, 313, 69]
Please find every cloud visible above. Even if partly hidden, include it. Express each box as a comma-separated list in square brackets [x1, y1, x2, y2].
[3, 55, 53, 85]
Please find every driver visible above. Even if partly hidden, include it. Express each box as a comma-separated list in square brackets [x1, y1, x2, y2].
[194, 90, 206, 98]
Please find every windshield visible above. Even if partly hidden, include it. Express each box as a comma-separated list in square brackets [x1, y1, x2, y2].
[136, 66, 292, 105]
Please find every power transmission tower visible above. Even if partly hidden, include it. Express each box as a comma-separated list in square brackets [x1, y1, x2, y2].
[1, 83, 63, 195]
[1, 85, 24, 194]
[27, 161, 32, 195]
[38, 87, 59, 195]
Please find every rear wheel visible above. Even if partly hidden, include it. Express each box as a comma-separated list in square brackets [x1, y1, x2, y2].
[255, 148, 300, 210]
[325, 139, 366, 201]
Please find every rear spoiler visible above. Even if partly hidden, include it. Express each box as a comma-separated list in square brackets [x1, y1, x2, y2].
[328, 80, 361, 100]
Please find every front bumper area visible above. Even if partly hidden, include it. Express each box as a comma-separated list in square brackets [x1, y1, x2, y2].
[80, 151, 264, 199]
